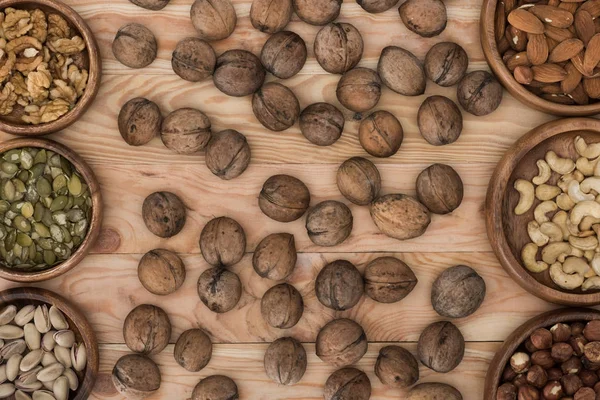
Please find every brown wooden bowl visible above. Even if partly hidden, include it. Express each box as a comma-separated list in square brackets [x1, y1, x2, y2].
[0, 138, 102, 282]
[480, 0, 600, 116]
[0, 286, 99, 399]
[0, 0, 101, 136]
[484, 307, 600, 399]
[486, 118, 600, 306]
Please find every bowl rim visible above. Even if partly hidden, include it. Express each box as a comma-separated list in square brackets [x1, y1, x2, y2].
[483, 307, 600, 399]
[0, 0, 102, 136]
[0, 137, 102, 282]
[486, 117, 600, 306]
[480, 0, 600, 116]
[0, 286, 99, 400]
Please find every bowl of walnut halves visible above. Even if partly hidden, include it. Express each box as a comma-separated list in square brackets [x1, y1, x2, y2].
[0, 0, 101, 136]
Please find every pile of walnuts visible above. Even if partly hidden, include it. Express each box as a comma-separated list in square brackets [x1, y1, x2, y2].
[0, 8, 88, 124]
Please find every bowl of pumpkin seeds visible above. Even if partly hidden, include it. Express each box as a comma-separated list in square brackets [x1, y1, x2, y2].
[0, 138, 102, 282]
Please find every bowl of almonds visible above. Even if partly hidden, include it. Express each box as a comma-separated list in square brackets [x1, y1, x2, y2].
[0, 286, 98, 400]
[0, 0, 101, 136]
[481, 0, 600, 115]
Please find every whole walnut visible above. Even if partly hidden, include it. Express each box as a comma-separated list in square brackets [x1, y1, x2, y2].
[214, 50, 266, 97]
[205, 129, 251, 180]
[315, 260, 364, 310]
[260, 31, 307, 79]
[112, 354, 161, 399]
[174, 329, 212, 372]
[357, 0, 399, 13]
[316, 318, 368, 367]
[424, 42, 469, 87]
[264, 337, 307, 385]
[457, 71, 503, 116]
[407, 383, 463, 400]
[253, 233, 297, 280]
[261, 283, 304, 328]
[336, 157, 381, 205]
[431, 265, 486, 318]
[138, 249, 186, 296]
[250, 0, 293, 33]
[370, 194, 431, 240]
[118, 98, 162, 146]
[197, 267, 242, 313]
[129, 0, 170, 10]
[142, 191, 187, 238]
[417, 95, 463, 146]
[192, 375, 239, 400]
[359, 110, 404, 158]
[190, 0, 237, 41]
[375, 345, 419, 388]
[112, 23, 157, 69]
[259, 175, 311, 222]
[293, 0, 342, 25]
[172, 37, 216, 82]
[417, 321, 465, 373]
[299, 103, 345, 146]
[252, 83, 300, 131]
[416, 164, 464, 214]
[314, 23, 364, 74]
[364, 256, 418, 303]
[161, 108, 212, 154]
[123, 304, 172, 355]
[377, 46, 426, 96]
[336, 68, 382, 113]
[306, 201, 353, 247]
[199, 216, 246, 267]
[399, 0, 447, 37]
[324, 368, 371, 400]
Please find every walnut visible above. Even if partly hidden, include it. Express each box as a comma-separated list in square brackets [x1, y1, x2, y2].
[22, 98, 69, 124]
[50, 79, 77, 103]
[3, 9, 32, 40]
[27, 63, 51, 103]
[29, 9, 47, 43]
[49, 54, 72, 80]
[0, 12, 5, 40]
[47, 14, 70, 40]
[48, 36, 85, 55]
[0, 82, 17, 115]
[10, 72, 27, 96]
[14, 54, 42, 73]
[0, 50, 16, 83]
[6, 36, 42, 55]
[68, 64, 87, 96]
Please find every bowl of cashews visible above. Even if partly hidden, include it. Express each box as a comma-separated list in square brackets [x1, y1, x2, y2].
[487, 118, 600, 306]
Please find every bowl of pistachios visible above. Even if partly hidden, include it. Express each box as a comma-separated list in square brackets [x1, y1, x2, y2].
[0, 137, 102, 282]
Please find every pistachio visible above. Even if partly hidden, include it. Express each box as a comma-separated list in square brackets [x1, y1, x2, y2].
[24, 324, 40, 351]
[15, 390, 32, 400]
[32, 390, 56, 400]
[33, 306, 50, 334]
[52, 331, 73, 349]
[0, 365, 6, 383]
[0, 383, 15, 398]
[1, 340, 26, 361]
[20, 350, 43, 372]
[36, 363, 64, 382]
[52, 347, 70, 369]
[0, 325, 24, 340]
[6, 354, 22, 381]
[15, 380, 42, 391]
[18, 366, 42, 385]
[61, 369, 77, 391]
[40, 353, 57, 368]
[14, 306, 35, 326]
[52, 376, 67, 400]
[0, 306, 16, 325]
[48, 308, 67, 331]
[41, 331, 56, 352]
[70, 343, 85, 372]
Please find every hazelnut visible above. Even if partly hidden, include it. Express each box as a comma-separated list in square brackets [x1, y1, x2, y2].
[161, 108, 212, 154]
[336, 67, 382, 113]
[562, 374, 583, 395]
[129, 0, 170, 10]
[315, 260, 364, 311]
[314, 23, 364, 74]
[417, 95, 463, 146]
[563, 356, 584, 375]
[547, 368, 563, 381]
[174, 329, 212, 372]
[584, 321, 600, 341]
[138, 249, 186, 296]
[260, 31, 307, 79]
[571, 335, 588, 357]
[543, 380, 564, 400]
[190, 0, 237, 41]
[579, 370, 599, 387]
[531, 328, 554, 350]
[582, 356, 600, 371]
[364, 256, 417, 304]
[497, 383, 517, 400]
[573, 323, 586, 336]
[306, 200, 353, 247]
[575, 387, 596, 400]
[199, 217, 246, 267]
[531, 350, 555, 370]
[424, 42, 469, 87]
[514, 374, 528, 387]
[551, 323, 572, 343]
[142, 191, 187, 238]
[259, 175, 310, 222]
[171, 37, 216, 82]
[416, 163, 464, 215]
[511, 352, 531, 374]
[252, 82, 300, 131]
[375, 345, 419, 388]
[518, 385, 540, 400]
[525, 339, 539, 354]
[407, 383, 463, 400]
[118, 98, 162, 146]
[253, 233, 297, 280]
[293, 0, 342, 25]
[399, 0, 447, 37]
[261, 283, 304, 329]
[324, 368, 371, 400]
[264, 337, 307, 385]
[316, 318, 367, 367]
[123, 304, 171, 355]
[250, 0, 292, 33]
[205, 129, 251, 180]
[192, 375, 238, 400]
[417, 321, 465, 373]
[431, 265, 486, 318]
[377, 46, 426, 96]
[527, 365, 549, 388]
[112, 354, 161, 399]
[370, 194, 431, 240]
[214, 50, 266, 97]
[358, 110, 404, 158]
[112, 23, 157, 69]
[336, 157, 381, 205]
[585, 342, 600, 363]
[299, 103, 345, 146]
[503, 364, 518, 382]
[457, 70, 503, 116]
[197, 267, 242, 313]
[357, 0, 399, 13]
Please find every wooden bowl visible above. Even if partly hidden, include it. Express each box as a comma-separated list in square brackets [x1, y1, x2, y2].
[484, 307, 600, 399]
[480, 0, 600, 116]
[0, 138, 102, 282]
[0, 0, 101, 136]
[0, 287, 99, 399]
[486, 118, 600, 306]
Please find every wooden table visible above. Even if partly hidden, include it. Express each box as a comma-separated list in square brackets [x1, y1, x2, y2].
[0, 0, 575, 399]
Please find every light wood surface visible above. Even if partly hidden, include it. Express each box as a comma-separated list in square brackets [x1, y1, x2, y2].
[0, 0, 582, 398]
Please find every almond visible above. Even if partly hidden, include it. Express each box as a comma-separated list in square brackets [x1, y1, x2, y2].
[527, 33, 549, 65]
[507, 51, 532, 70]
[542, 93, 576, 104]
[583, 76, 600, 97]
[572, 50, 588, 75]
[575, 10, 595, 46]
[540, 82, 563, 93]
[595, 16, 600, 33]
[514, 65, 534, 84]
[498, 36, 511, 54]
[583, 33, 600, 75]
[506, 25, 528, 51]
[530, 5, 574, 29]
[547, 36, 560, 52]
[561, 62, 583, 93]
[569, 82, 590, 104]
[503, 49, 517, 63]
[544, 24, 575, 41]
[548, 38, 584, 62]
[559, 2, 579, 13]
[579, 0, 600, 18]
[548, 0, 560, 6]
[505, 0, 517, 15]
[496, 2, 507, 42]
[561, 0, 587, 3]
[532, 63, 569, 82]
[508, 9, 546, 34]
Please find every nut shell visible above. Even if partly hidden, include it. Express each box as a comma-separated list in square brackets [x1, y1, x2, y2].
[142, 191, 187, 238]
[112, 23, 157, 69]
[252, 82, 300, 131]
[192, 375, 239, 400]
[197, 267, 242, 313]
[375, 345, 419, 388]
[161, 108, 212, 154]
[336, 67, 382, 113]
[324, 368, 371, 400]
[424, 42, 468, 87]
[431, 265, 486, 318]
[253, 233, 297, 280]
[416, 163, 464, 214]
[199, 216, 246, 267]
[174, 329, 212, 372]
[377, 46, 426, 96]
[299, 103, 344, 146]
[264, 337, 307, 385]
[306, 200, 353, 247]
[417, 321, 465, 373]
[251, 0, 293, 33]
[118, 97, 162, 146]
[205, 129, 251, 180]
[259, 175, 310, 222]
[357, 0, 399, 13]
[364, 256, 417, 303]
[260, 31, 307, 79]
[457, 70, 503, 116]
[370, 194, 431, 240]
[172, 37, 216, 82]
[407, 382, 463, 400]
[112, 354, 161, 399]
[359, 110, 404, 158]
[261, 283, 304, 329]
[336, 157, 381, 205]
[138, 249, 186, 295]
[399, 0, 447, 37]
[314, 23, 364, 74]
[316, 318, 367, 367]
[315, 260, 364, 310]
[417, 95, 463, 146]
[190, 0, 237, 41]
[214, 50, 266, 97]
[293, 0, 342, 25]
[129, 0, 170, 10]
[123, 304, 171, 355]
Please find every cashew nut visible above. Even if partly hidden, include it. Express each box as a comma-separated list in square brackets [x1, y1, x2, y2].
[540, 222, 563, 242]
[549, 262, 585, 290]
[552, 211, 571, 240]
[577, 157, 600, 176]
[534, 201, 558, 224]
[582, 276, 600, 291]
[521, 243, 548, 273]
[558, 173, 577, 193]
[562, 256, 590, 275]
[580, 216, 600, 231]
[575, 170, 585, 182]
[542, 242, 572, 264]
[585, 250, 596, 262]
[592, 253, 600, 276]
[575, 136, 600, 159]
[568, 180, 595, 203]
[581, 177, 600, 194]
[569, 235, 599, 250]
[514, 179, 535, 215]
[595, 159, 600, 177]
[571, 201, 600, 225]
[527, 221, 549, 246]
[546, 151, 576, 175]
[567, 218, 581, 237]
[558, 246, 584, 263]
[536, 184, 561, 201]
[556, 193, 576, 211]
[532, 159, 552, 185]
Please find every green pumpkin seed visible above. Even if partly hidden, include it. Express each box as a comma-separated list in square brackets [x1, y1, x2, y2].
[66, 210, 84, 223]
[5, 230, 15, 250]
[16, 234, 31, 247]
[33, 203, 44, 222]
[52, 176, 66, 193]
[49, 197, 67, 212]
[19, 151, 33, 170]
[63, 196, 73, 212]
[3, 150, 20, 163]
[0, 201, 10, 214]
[20, 203, 33, 219]
[2, 181, 15, 202]
[36, 239, 53, 251]
[60, 157, 72, 176]
[42, 251, 56, 265]
[60, 227, 71, 243]
[51, 212, 66, 226]
[33, 149, 46, 164]
[67, 175, 81, 197]
[49, 225, 63, 243]
[1, 163, 17, 175]
[29, 164, 44, 181]
[71, 236, 81, 247]
[13, 216, 31, 233]
[35, 178, 51, 198]
[33, 223, 50, 238]
[73, 220, 87, 237]
[41, 210, 52, 228]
